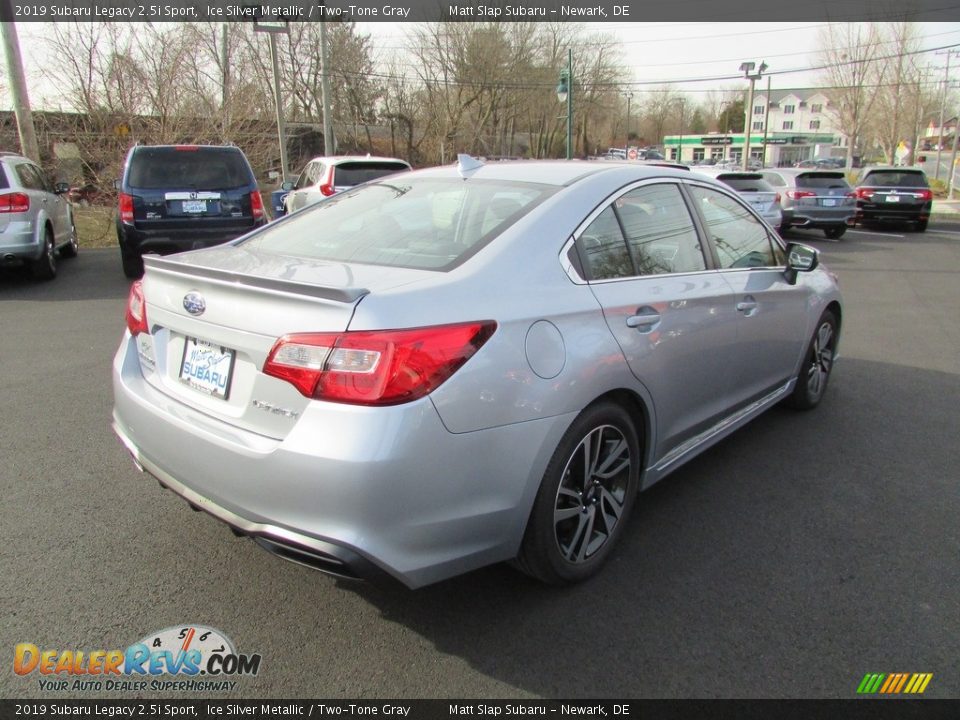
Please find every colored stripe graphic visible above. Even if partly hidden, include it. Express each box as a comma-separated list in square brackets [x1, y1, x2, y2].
[857, 673, 932, 694]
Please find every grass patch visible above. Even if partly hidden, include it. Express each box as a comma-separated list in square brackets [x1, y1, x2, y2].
[74, 204, 117, 249]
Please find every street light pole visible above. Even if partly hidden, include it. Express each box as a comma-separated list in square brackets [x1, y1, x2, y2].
[1, 19, 40, 162]
[556, 49, 573, 160]
[740, 60, 767, 170]
[625, 91, 634, 154]
[677, 98, 685, 163]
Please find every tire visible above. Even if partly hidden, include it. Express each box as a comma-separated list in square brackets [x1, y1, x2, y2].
[60, 216, 79, 259]
[914, 219, 928, 232]
[30, 227, 57, 280]
[823, 226, 846, 239]
[787, 311, 838, 411]
[121, 246, 144, 279]
[515, 401, 641, 585]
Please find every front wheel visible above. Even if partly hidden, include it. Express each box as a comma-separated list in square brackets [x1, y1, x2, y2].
[824, 226, 846, 239]
[515, 402, 640, 585]
[787, 311, 838, 410]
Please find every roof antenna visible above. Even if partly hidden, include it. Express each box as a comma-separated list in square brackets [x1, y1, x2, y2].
[457, 154, 484, 178]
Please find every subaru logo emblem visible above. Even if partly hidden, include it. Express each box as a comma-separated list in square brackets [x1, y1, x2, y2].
[183, 291, 205, 316]
[190, 191, 198, 200]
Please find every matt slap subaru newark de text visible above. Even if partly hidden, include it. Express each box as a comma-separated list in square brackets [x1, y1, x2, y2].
[450, 705, 629, 716]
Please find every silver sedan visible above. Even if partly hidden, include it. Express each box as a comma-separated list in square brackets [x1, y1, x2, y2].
[113, 158, 842, 588]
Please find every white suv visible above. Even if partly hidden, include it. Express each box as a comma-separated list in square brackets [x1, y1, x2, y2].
[282, 156, 410, 214]
[0, 152, 77, 280]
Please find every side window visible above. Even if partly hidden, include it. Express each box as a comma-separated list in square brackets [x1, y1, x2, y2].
[615, 184, 706, 275]
[689, 185, 780, 269]
[295, 163, 314, 190]
[576, 206, 632, 281]
[15, 163, 42, 190]
[28, 164, 51, 191]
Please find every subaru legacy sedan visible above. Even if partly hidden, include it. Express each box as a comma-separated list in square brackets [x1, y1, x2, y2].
[113, 158, 842, 588]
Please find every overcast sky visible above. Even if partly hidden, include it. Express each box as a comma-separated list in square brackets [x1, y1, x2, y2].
[8, 21, 960, 110]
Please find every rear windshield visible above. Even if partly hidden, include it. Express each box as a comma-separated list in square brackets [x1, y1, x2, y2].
[717, 175, 775, 192]
[128, 148, 255, 190]
[333, 162, 410, 187]
[797, 172, 851, 190]
[861, 170, 928, 188]
[241, 177, 556, 271]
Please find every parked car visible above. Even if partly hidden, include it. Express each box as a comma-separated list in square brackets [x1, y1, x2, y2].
[693, 169, 783, 231]
[760, 168, 855, 239]
[852, 166, 932, 232]
[113, 158, 842, 588]
[115, 145, 268, 278]
[0, 151, 77, 280]
[282, 156, 411, 214]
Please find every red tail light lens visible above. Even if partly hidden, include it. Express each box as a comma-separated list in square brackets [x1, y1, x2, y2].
[0, 192, 30, 213]
[786, 190, 816, 200]
[119, 193, 134, 223]
[174, 145, 199, 151]
[918, 189, 933, 201]
[250, 191, 265, 220]
[855, 188, 875, 200]
[263, 321, 497, 406]
[125, 280, 149, 336]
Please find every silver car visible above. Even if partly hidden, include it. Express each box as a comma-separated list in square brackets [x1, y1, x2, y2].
[0, 152, 77, 280]
[761, 168, 855, 239]
[113, 159, 842, 588]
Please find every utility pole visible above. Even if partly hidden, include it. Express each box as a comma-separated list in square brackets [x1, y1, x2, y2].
[1, 18, 40, 162]
[934, 50, 958, 182]
[761, 75, 771, 168]
[320, 22, 334, 155]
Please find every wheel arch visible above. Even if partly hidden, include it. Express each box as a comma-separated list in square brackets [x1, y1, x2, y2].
[584, 388, 654, 481]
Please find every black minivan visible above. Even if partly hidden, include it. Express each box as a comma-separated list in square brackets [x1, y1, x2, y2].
[116, 145, 267, 278]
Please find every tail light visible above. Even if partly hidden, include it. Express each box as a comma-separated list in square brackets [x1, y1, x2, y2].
[119, 193, 134, 223]
[855, 188, 875, 200]
[786, 190, 816, 200]
[319, 166, 336, 197]
[125, 280, 149, 336]
[0, 192, 30, 213]
[250, 191, 265, 220]
[918, 189, 933, 201]
[263, 321, 497, 406]
[174, 145, 199, 151]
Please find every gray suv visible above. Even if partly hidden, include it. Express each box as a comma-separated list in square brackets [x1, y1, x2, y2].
[0, 152, 77, 280]
[761, 168, 855, 239]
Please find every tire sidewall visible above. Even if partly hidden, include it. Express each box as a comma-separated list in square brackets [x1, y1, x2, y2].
[521, 402, 641, 584]
[792, 311, 837, 410]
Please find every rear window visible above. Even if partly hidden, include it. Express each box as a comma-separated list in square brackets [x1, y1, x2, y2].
[797, 172, 851, 190]
[717, 175, 775, 193]
[333, 162, 410, 187]
[127, 148, 255, 190]
[861, 170, 928, 188]
[241, 177, 556, 271]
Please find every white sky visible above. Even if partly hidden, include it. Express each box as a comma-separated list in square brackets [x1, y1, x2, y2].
[8, 21, 960, 110]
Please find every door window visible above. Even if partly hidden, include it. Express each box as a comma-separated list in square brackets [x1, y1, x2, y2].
[689, 185, 783, 269]
[615, 184, 706, 275]
[576, 206, 633, 281]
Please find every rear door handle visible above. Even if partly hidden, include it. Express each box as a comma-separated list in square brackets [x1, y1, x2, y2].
[737, 296, 758, 316]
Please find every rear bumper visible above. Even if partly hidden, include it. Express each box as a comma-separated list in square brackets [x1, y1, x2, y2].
[782, 207, 854, 229]
[0, 222, 40, 263]
[855, 201, 930, 223]
[112, 332, 568, 588]
[118, 220, 266, 255]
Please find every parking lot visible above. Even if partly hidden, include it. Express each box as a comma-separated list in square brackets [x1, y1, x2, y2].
[2, 224, 959, 699]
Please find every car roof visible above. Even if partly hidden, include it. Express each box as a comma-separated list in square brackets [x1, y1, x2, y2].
[132, 144, 244, 151]
[763, 168, 845, 177]
[410, 159, 695, 187]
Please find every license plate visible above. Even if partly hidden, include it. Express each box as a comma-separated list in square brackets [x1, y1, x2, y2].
[182, 200, 206, 213]
[179, 337, 235, 400]
[822, 199, 837, 207]
[886, 195, 900, 203]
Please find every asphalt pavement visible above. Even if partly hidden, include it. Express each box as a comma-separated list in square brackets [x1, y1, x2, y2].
[1, 226, 959, 700]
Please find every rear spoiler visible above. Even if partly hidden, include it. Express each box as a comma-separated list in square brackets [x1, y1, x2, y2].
[144, 256, 369, 304]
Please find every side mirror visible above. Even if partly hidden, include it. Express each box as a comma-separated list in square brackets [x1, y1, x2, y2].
[53, 182, 70, 195]
[784, 243, 819, 285]
[281, 181, 295, 191]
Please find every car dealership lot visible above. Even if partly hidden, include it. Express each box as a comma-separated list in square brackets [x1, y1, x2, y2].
[2, 226, 959, 699]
